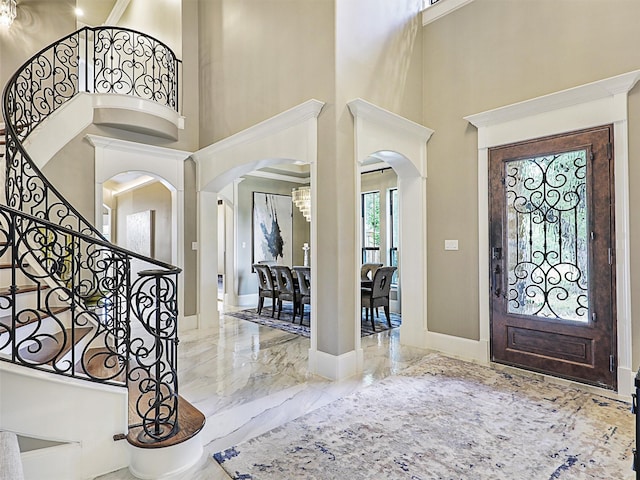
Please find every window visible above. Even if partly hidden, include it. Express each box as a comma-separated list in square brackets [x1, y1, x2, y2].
[362, 191, 380, 263]
[389, 188, 399, 284]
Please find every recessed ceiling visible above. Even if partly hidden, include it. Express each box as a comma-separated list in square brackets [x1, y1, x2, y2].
[104, 172, 156, 194]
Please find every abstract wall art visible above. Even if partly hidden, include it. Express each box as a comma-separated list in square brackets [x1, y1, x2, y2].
[252, 192, 292, 266]
[126, 210, 155, 258]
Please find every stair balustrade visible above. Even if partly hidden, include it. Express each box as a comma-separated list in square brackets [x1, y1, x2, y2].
[0, 27, 190, 446]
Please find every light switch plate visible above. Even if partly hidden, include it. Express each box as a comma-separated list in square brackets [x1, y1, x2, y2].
[445, 239, 459, 251]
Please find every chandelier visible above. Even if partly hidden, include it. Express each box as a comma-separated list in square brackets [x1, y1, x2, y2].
[0, 0, 16, 27]
[292, 186, 311, 222]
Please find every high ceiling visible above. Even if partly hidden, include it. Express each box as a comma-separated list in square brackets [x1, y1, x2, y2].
[76, 0, 118, 27]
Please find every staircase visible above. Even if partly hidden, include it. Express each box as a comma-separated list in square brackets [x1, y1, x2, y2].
[0, 27, 205, 479]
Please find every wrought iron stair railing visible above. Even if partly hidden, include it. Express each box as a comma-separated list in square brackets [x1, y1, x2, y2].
[1, 26, 190, 445]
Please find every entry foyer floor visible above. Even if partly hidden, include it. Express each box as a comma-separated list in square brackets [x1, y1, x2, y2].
[96, 304, 428, 479]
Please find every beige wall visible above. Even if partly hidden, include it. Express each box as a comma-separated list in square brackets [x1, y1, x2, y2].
[119, 0, 182, 57]
[0, 0, 76, 91]
[422, 0, 640, 352]
[114, 181, 173, 264]
[198, 0, 422, 357]
[197, 0, 335, 144]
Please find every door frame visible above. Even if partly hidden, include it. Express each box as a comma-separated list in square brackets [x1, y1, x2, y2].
[465, 70, 640, 396]
[488, 126, 616, 389]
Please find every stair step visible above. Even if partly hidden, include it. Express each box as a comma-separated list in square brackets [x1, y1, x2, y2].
[126, 394, 205, 449]
[0, 263, 33, 286]
[0, 284, 50, 295]
[0, 263, 29, 269]
[76, 346, 126, 382]
[0, 284, 52, 314]
[17, 326, 92, 365]
[0, 306, 71, 335]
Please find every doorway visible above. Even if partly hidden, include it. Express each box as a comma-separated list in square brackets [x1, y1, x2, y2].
[489, 125, 616, 389]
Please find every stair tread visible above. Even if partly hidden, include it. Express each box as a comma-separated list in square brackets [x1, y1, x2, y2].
[75, 346, 126, 383]
[17, 326, 92, 365]
[0, 284, 50, 296]
[126, 394, 205, 449]
[0, 262, 29, 269]
[0, 306, 70, 336]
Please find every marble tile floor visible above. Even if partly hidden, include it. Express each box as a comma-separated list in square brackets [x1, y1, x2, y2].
[95, 305, 430, 480]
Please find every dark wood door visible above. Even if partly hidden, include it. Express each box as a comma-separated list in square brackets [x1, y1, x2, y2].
[489, 125, 617, 390]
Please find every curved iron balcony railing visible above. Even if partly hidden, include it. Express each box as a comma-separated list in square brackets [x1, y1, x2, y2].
[1, 27, 183, 444]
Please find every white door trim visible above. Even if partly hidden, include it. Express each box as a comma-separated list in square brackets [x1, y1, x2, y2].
[465, 69, 640, 396]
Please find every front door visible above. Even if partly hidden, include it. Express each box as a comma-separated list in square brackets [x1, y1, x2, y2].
[489, 125, 617, 390]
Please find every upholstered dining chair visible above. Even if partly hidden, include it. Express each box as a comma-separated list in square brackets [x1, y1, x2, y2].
[292, 266, 311, 324]
[361, 266, 397, 331]
[271, 265, 299, 321]
[360, 263, 383, 282]
[252, 263, 278, 317]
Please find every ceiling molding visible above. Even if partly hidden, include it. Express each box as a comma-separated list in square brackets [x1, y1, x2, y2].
[422, 0, 475, 26]
[109, 176, 158, 196]
[104, 0, 131, 26]
[244, 170, 309, 184]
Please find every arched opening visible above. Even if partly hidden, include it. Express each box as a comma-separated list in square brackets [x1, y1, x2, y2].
[102, 172, 175, 265]
[349, 99, 433, 351]
[87, 134, 189, 325]
[198, 157, 313, 325]
[357, 150, 426, 349]
[192, 99, 324, 330]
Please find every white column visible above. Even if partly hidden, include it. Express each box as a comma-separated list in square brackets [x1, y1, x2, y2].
[197, 190, 220, 328]
[398, 174, 428, 348]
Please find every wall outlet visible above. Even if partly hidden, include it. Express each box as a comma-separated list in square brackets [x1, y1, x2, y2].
[192, 242, 198, 250]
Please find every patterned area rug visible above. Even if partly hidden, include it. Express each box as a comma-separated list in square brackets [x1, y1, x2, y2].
[213, 354, 634, 479]
[226, 305, 401, 338]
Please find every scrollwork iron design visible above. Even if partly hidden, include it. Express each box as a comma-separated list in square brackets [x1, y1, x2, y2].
[129, 269, 180, 442]
[1, 27, 183, 443]
[505, 150, 589, 321]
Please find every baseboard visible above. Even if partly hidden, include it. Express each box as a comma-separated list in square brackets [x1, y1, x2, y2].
[308, 348, 362, 381]
[179, 315, 198, 332]
[618, 366, 634, 398]
[425, 331, 489, 364]
[233, 293, 257, 308]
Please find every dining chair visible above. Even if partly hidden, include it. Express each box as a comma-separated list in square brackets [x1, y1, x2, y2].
[292, 266, 311, 324]
[361, 266, 397, 331]
[360, 263, 383, 282]
[252, 263, 278, 317]
[271, 265, 299, 321]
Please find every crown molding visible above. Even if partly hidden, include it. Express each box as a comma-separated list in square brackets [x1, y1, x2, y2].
[465, 70, 640, 129]
[193, 99, 324, 160]
[422, 0, 475, 26]
[104, 0, 131, 25]
[348, 98, 434, 142]
[244, 170, 310, 184]
[86, 134, 191, 161]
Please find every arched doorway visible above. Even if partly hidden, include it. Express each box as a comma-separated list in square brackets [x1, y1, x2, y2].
[349, 99, 433, 351]
[192, 100, 324, 331]
[87, 134, 191, 326]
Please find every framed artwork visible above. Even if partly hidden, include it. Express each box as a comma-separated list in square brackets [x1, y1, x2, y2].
[252, 192, 292, 266]
[126, 210, 154, 257]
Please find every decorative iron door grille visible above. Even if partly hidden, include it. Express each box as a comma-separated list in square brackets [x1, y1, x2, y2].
[505, 149, 589, 322]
